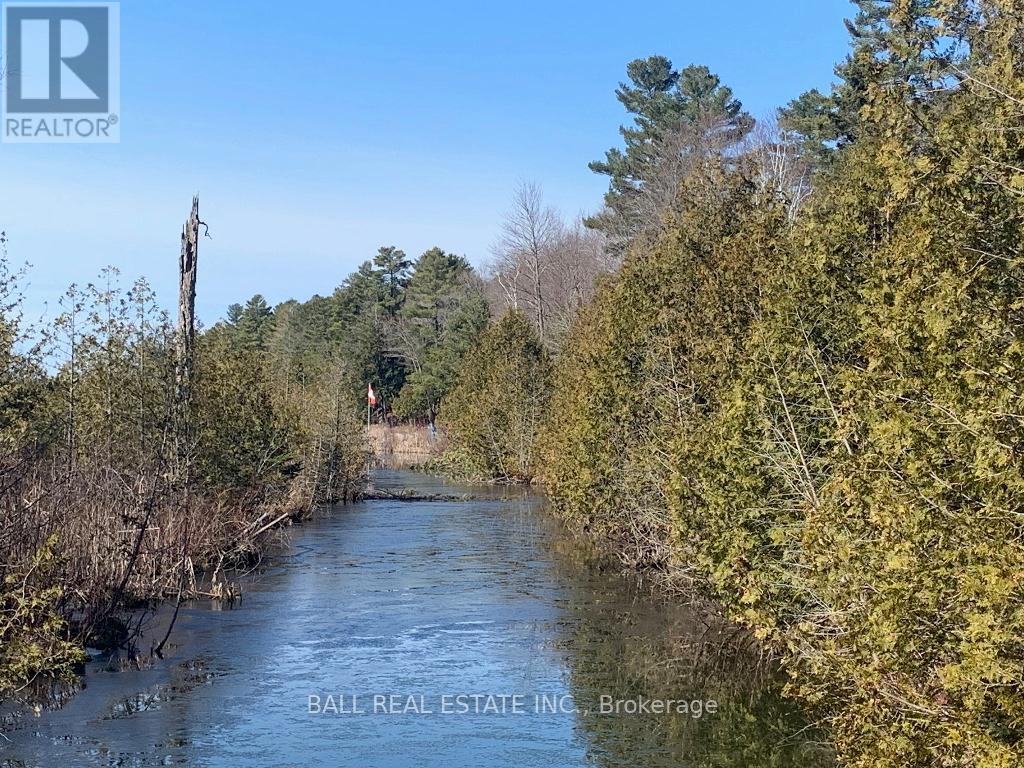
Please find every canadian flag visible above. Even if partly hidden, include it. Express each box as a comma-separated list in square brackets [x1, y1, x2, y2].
[367, 384, 377, 407]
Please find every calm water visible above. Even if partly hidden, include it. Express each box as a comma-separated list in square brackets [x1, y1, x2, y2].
[0, 471, 831, 767]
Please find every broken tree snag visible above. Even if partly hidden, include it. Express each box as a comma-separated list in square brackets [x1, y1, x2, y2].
[174, 196, 200, 465]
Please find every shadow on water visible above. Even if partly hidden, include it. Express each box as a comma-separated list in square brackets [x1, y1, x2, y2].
[547, 545, 833, 767]
[389, 471, 834, 767]
[0, 470, 832, 767]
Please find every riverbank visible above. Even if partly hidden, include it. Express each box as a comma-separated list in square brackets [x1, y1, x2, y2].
[0, 470, 830, 768]
[368, 424, 446, 469]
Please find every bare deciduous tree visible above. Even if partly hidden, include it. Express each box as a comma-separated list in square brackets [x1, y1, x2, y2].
[545, 218, 608, 344]
[490, 182, 560, 345]
[746, 118, 813, 221]
[488, 184, 611, 350]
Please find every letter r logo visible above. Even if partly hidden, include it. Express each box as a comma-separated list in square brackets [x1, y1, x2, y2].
[4, 4, 110, 113]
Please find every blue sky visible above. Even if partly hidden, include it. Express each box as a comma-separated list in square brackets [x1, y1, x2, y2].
[1, 0, 853, 324]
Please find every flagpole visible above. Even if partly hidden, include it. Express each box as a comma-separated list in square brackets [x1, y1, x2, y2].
[366, 385, 371, 479]
[366, 383, 377, 476]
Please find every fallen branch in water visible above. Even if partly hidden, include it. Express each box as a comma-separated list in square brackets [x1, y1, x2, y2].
[360, 488, 480, 502]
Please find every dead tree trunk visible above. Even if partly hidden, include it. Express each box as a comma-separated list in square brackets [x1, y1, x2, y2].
[153, 197, 202, 657]
[174, 196, 200, 471]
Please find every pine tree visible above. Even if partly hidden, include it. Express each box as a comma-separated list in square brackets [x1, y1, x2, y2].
[372, 245, 411, 318]
[780, 0, 974, 163]
[392, 247, 488, 423]
[588, 56, 752, 243]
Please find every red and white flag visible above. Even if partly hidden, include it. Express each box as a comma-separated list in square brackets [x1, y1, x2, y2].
[367, 384, 377, 407]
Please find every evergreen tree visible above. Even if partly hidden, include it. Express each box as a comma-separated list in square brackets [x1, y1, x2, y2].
[440, 311, 550, 482]
[330, 260, 406, 406]
[779, 0, 973, 162]
[392, 247, 489, 423]
[373, 245, 411, 318]
[225, 294, 275, 352]
[589, 56, 752, 241]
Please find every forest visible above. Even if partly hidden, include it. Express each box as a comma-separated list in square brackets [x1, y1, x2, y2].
[3, 2, 1024, 767]
[448, 3, 1024, 766]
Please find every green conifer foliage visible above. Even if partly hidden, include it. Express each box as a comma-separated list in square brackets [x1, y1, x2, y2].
[439, 311, 550, 482]
[543, 5, 1024, 764]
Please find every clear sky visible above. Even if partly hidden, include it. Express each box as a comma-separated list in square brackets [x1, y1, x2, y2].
[1, 0, 853, 324]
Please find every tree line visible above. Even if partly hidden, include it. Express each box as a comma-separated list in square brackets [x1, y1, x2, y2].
[0, 191, 611, 696]
[3, 2, 1022, 763]
[438, 2, 1024, 766]
[257, 244, 489, 424]
[0, 216, 372, 698]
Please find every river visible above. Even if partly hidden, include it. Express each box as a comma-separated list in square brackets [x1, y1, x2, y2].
[0, 471, 832, 767]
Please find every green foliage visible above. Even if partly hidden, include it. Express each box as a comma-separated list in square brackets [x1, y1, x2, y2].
[439, 310, 550, 482]
[391, 247, 489, 422]
[544, 5, 1024, 766]
[224, 294, 275, 351]
[0, 538, 85, 695]
[254, 245, 487, 418]
[779, 0, 974, 164]
[784, 7, 1024, 762]
[373, 245, 412, 318]
[195, 325, 298, 491]
[543, 159, 790, 567]
[778, 88, 842, 164]
[588, 56, 753, 239]
[329, 259, 406, 404]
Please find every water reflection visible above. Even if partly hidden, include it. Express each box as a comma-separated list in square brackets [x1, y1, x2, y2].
[0, 471, 832, 767]
[552, 554, 832, 766]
